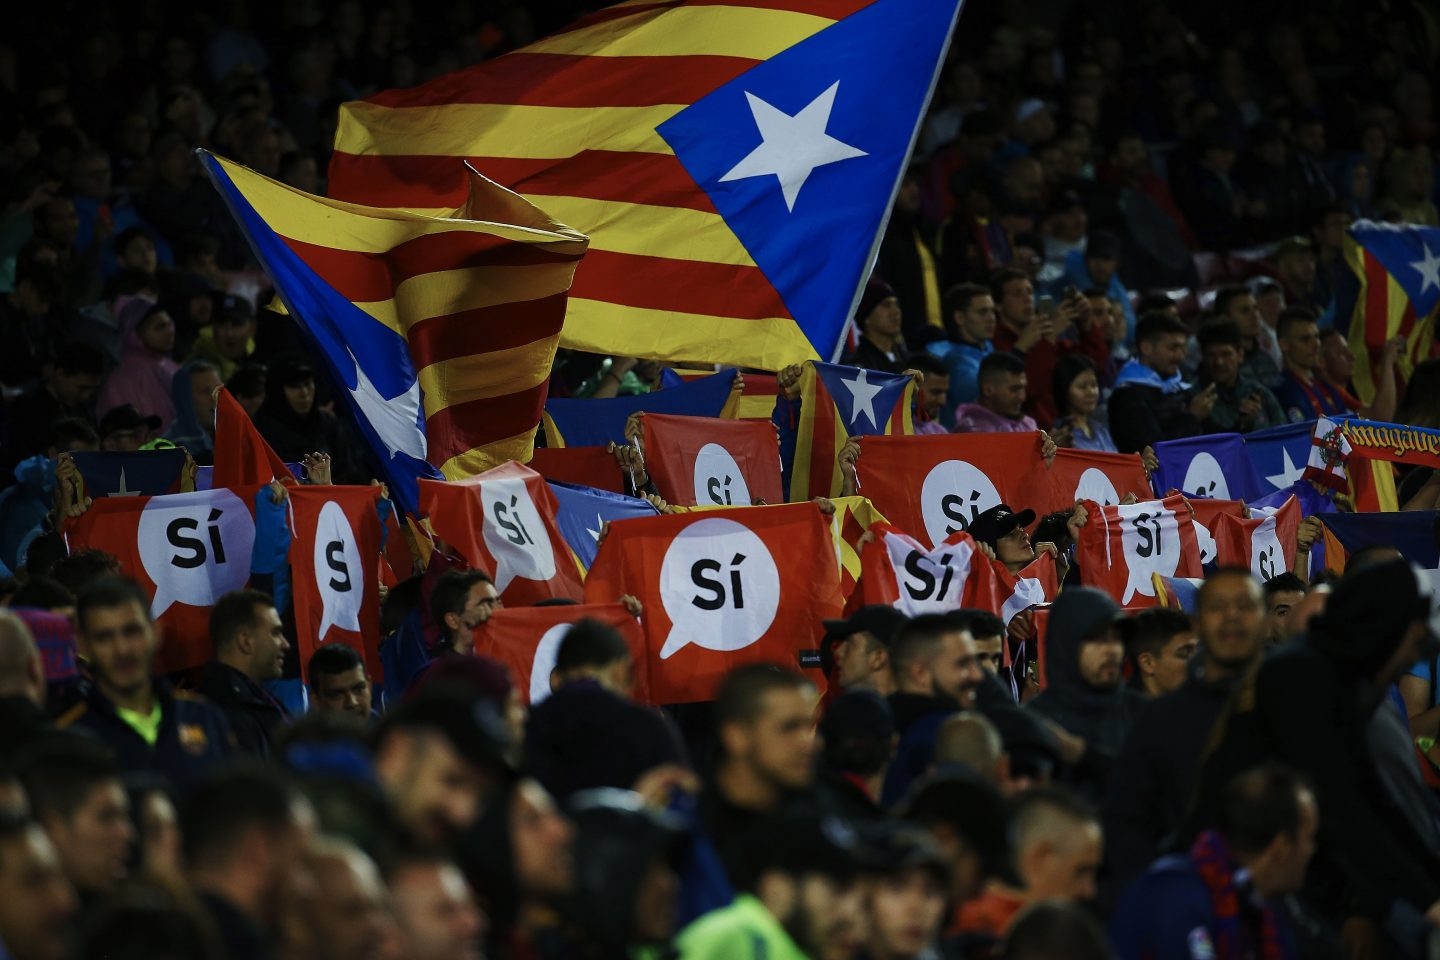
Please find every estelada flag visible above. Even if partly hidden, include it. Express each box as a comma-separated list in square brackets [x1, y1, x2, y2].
[1075, 494, 1203, 608]
[827, 495, 887, 599]
[1213, 494, 1300, 582]
[418, 462, 584, 605]
[473, 602, 648, 706]
[287, 485, 383, 681]
[527, 446, 627, 494]
[663, 368, 779, 421]
[70, 450, 187, 499]
[641, 412, 782, 507]
[789, 361, 914, 501]
[212, 386, 293, 489]
[855, 433, 1047, 548]
[584, 503, 841, 703]
[65, 486, 262, 672]
[849, 523, 995, 617]
[1037, 448, 1151, 515]
[1339, 221, 1440, 403]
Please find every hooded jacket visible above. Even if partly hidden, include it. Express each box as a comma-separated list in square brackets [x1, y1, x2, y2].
[1182, 559, 1440, 921]
[96, 298, 179, 432]
[165, 359, 215, 461]
[1028, 588, 1146, 757]
[1107, 360, 1202, 453]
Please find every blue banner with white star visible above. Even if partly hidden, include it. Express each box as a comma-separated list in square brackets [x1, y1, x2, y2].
[1243, 420, 1316, 494]
[547, 480, 659, 571]
[657, 0, 965, 361]
[71, 450, 187, 500]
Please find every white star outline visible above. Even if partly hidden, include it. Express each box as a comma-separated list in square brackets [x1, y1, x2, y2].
[719, 81, 868, 211]
[1265, 448, 1306, 490]
[1411, 242, 1440, 296]
[840, 368, 884, 429]
[347, 349, 427, 462]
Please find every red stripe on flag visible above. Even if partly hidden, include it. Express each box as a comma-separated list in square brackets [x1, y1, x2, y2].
[462, 153, 719, 213]
[571, 250, 792, 321]
[1363, 251, 1391, 348]
[426, 385, 549, 463]
[367, 53, 759, 109]
[544, 0, 877, 37]
[280, 232, 582, 304]
[327, 153, 470, 210]
[407, 293, 568, 366]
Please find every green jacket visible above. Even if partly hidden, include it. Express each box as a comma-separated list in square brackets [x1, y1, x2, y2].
[674, 894, 810, 960]
[1200, 369, 1286, 434]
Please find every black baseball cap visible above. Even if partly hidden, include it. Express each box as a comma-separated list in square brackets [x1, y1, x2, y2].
[98, 403, 163, 439]
[823, 605, 910, 647]
[215, 293, 255, 324]
[967, 504, 1036, 548]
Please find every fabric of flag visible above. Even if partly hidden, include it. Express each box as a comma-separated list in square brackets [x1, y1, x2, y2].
[854, 433, 1046, 548]
[1036, 448, 1152, 515]
[1339, 221, 1440, 403]
[1075, 495, 1204, 607]
[201, 152, 588, 515]
[1150, 433, 1263, 502]
[526, 446, 627, 493]
[1321, 510, 1440, 576]
[1302, 417, 1352, 492]
[64, 487, 261, 672]
[543, 369, 739, 448]
[327, 0, 965, 370]
[1213, 494, 1300, 581]
[583, 503, 842, 703]
[418, 463, 585, 605]
[988, 553, 1061, 626]
[641, 413, 783, 507]
[663, 368, 780, 420]
[212, 386, 294, 489]
[1336, 418, 1440, 470]
[474, 603, 649, 705]
[547, 480, 660, 571]
[850, 524, 992, 617]
[1242, 420, 1315, 494]
[1184, 497, 1245, 566]
[1151, 573, 1204, 613]
[789, 361, 915, 501]
[827, 495, 887, 598]
[287, 485, 383, 680]
[71, 450, 186, 499]
[1247, 481, 1335, 518]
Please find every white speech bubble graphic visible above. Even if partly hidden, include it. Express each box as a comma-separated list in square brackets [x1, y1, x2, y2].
[883, 530, 974, 616]
[1194, 519, 1217, 565]
[480, 475, 557, 593]
[529, 622, 571, 705]
[314, 500, 364, 639]
[692, 443, 752, 507]
[1074, 467, 1121, 507]
[1250, 515, 1285, 582]
[1003, 578, 1047, 625]
[1180, 452, 1230, 499]
[921, 460, 1002, 548]
[1116, 501, 1182, 604]
[138, 489, 256, 619]
[657, 517, 780, 660]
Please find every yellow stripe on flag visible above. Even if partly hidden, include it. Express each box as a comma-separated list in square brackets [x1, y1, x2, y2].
[525, 6, 835, 59]
[527, 196, 756, 266]
[418, 340, 558, 414]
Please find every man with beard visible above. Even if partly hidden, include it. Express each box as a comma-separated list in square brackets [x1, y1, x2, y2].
[676, 813, 871, 960]
[198, 589, 291, 756]
[1103, 569, 1267, 899]
[56, 577, 234, 787]
[1026, 588, 1143, 796]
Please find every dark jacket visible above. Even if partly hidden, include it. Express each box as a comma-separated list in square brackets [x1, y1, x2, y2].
[197, 661, 289, 758]
[843, 336, 907, 375]
[523, 680, 688, 802]
[1108, 381, 1203, 454]
[199, 890, 275, 960]
[56, 677, 235, 788]
[1103, 662, 1240, 900]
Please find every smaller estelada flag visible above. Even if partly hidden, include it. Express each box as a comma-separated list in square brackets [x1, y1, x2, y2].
[856, 433, 1047, 548]
[1214, 494, 1301, 582]
[584, 503, 842, 704]
[1036, 448, 1152, 514]
[473, 603, 648, 706]
[419, 462, 584, 606]
[1075, 495, 1203, 608]
[641, 412, 783, 507]
[850, 524, 995, 617]
[287, 485, 383, 681]
[64, 486, 261, 672]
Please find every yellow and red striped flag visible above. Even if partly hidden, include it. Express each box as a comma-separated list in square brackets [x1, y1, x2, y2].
[1341, 220, 1439, 403]
[327, 0, 965, 371]
[201, 151, 588, 514]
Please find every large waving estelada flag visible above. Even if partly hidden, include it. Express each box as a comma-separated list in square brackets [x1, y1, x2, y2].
[1338, 221, 1440, 403]
[583, 503, 841, 703]
[327, 0, 965, 369]
[201, 152, 589, 515]
[788, 361, 915, 501]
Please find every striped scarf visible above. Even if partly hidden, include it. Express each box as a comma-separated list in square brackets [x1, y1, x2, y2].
[1190, 830, 1284, 960]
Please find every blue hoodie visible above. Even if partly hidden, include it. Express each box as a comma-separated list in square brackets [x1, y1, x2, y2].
[165, 360, 215, 463]
[0, 456, 55, 571]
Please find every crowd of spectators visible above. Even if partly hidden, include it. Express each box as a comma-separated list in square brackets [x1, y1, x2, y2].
[0, 1, 1439, 960]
